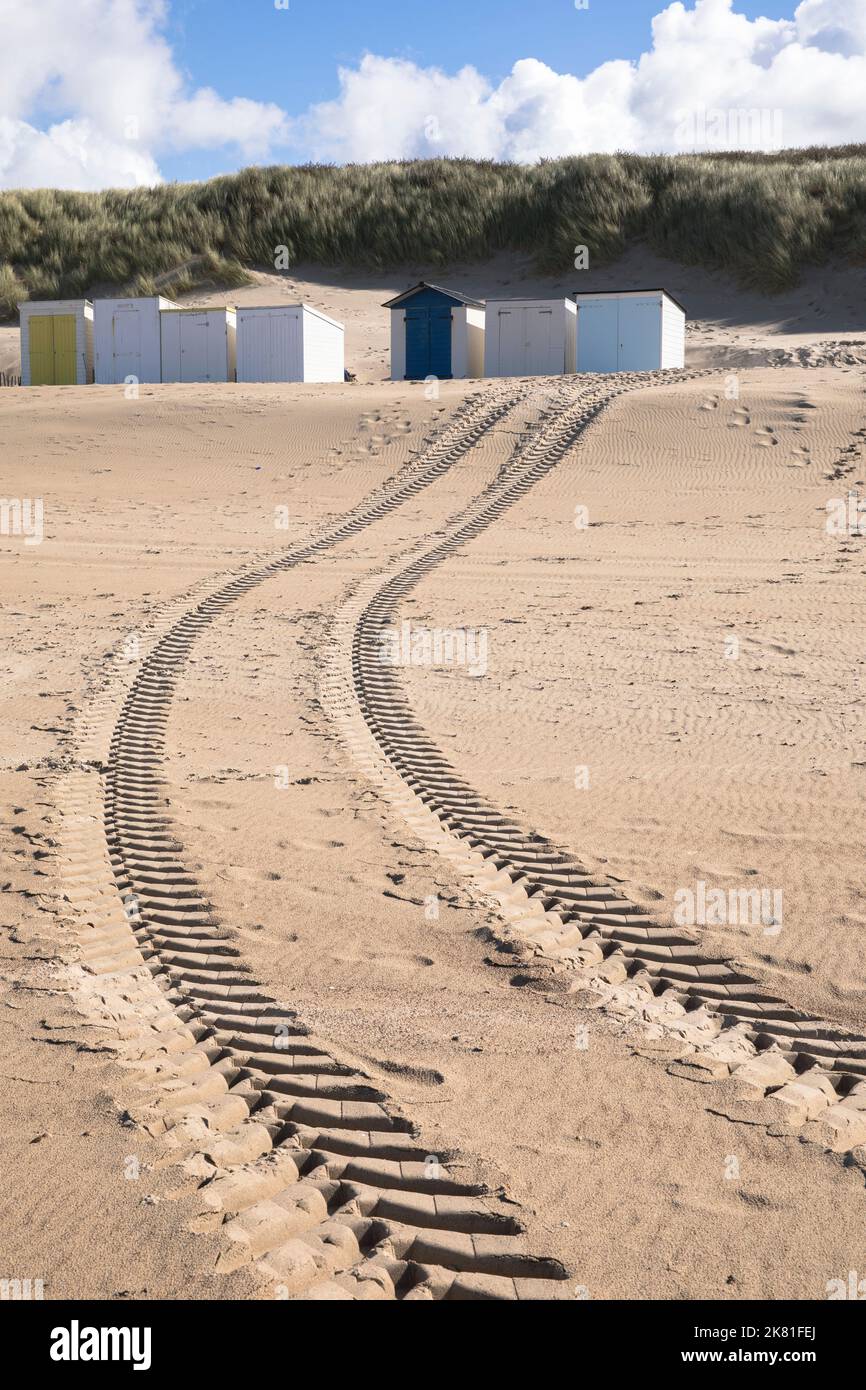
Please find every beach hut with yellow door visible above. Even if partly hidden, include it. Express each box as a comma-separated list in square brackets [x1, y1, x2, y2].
[19, 300, 94, 385]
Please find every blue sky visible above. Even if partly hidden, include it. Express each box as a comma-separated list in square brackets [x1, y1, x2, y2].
[2, 0, 864, 189]
[161, 0, 796, 179]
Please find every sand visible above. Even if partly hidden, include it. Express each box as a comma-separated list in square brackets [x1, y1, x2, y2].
[1, 256, 865, 1301]
[2, 247, 866, 383]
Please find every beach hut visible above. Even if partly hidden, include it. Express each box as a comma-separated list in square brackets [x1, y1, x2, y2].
[160, 307, 237, 383]
[235, 304, 344, 383]
[19, 300, 94, 386]
[483, 298, 576, 377]
[383, 283, 485, 381]
[94, 296, 178, 384]
[574, 289, 685, 372]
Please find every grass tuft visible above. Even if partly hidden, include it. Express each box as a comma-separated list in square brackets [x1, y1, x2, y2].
[1, 150, 865, 318]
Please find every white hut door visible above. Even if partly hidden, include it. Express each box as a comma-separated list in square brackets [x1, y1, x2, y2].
[496, 309, 518, 375]
[526, 307, 554, 373]
[179, 314, 211, 381]
[498, 307, 555, 374]
[577, 301, 618, 372]
[271, 312, 302, 380]
[617, 298, 659, 371]
[113, 309, 141, 380]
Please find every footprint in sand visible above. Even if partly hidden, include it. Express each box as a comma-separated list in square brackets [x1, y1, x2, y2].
[752, 426, 778, 447]
[729, 408, 751, 427]
[787, 444, 812, 466]
[371, 1059, 446, 1087]
[332, 950, 435, 972]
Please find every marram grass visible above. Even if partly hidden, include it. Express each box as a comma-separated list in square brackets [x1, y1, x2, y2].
[1, 149, 865, 319]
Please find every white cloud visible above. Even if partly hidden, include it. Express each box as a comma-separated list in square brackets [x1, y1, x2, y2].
[1, 0, 864, 189]
[294, 0, 866, 162]
[0, 0, 289, 189]
[795, 0, 866, 56]
[0, 116, 162, 189]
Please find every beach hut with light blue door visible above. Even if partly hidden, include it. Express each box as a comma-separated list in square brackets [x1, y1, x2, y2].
[383, 282, 485, 381]
[574, 289, 685, 372]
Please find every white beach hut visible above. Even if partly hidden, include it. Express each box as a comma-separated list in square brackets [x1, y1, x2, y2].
[18, 299, 94, 385]
[574, 289, 685, 372]
[160, 306, 237, 383]
[483, 298, 576, 377]
[94, 295, 178, 384]
[235, 304, 344, 383]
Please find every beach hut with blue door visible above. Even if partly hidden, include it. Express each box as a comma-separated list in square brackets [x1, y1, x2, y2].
[383, 283, 485, 381]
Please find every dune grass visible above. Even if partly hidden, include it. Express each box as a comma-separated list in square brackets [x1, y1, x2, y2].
[1, 149, 865, 318]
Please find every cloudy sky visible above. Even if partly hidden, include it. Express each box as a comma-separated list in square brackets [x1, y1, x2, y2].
[0, 0, 863, 189]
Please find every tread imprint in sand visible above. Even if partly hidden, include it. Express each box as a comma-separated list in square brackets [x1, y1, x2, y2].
[318, 371, 866, 1167]
[58, 382, 574, 1301]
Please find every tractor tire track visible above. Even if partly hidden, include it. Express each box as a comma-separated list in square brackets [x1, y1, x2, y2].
[319, 371, 866, 1164]
[54, 380, 575, 1301]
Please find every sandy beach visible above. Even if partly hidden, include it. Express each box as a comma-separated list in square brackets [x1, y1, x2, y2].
[2, 256, 865, 1301]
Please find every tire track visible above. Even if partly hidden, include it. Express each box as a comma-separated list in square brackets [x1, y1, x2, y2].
[319, 371, 866, 1163]
[54, 380, 574, 1301]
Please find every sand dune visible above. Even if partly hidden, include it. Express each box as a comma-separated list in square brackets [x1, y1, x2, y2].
[2, 248, 866, 384]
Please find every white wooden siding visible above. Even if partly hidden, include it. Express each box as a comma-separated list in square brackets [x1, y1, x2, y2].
[483, 299, 575, 377]
[237, 305, 343, 382]
[450, 306, 486, 379]
[575, 291, 684, 372]
[160, 309, 236, 382]
[301, 307, 344, 382]
[660, 295, 686, 368]
[94, 296, 176, 384]
[390, 310, 407, 381]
